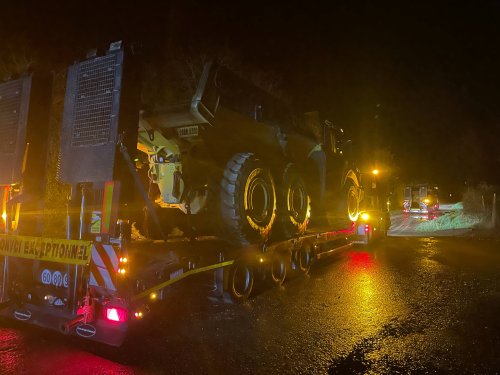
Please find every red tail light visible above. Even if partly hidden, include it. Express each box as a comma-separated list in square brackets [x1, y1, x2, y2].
[364, 224, 370, 233]
[105, 307, 128, 322]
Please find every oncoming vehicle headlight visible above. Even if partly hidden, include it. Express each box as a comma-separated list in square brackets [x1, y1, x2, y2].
[423, 198, 430, 204]
[361, 213, 370, 221]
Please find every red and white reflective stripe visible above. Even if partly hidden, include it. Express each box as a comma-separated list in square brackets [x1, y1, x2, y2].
[89, 243, 119, 291]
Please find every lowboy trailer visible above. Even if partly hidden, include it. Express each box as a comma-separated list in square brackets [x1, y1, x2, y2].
[0, 41, 386, 346]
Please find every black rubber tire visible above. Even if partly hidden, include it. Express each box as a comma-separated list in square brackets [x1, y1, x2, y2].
[341, 178, 361, 222]
[220, 153, 276, 245]
[295, 243, 314, 274]
[227, 261, 254, 302]
[266, 254, 287, 287]
[278, 164, 311, 237]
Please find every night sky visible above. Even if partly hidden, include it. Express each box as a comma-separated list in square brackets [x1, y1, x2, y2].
[1, 1, 500, 190]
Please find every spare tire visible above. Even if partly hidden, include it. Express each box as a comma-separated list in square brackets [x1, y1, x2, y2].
[220, 153, 276, 245]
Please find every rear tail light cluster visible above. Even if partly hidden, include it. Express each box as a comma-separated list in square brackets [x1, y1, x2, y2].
[104, 306, 128, 323]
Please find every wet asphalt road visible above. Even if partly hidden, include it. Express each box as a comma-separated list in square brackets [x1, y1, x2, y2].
[2, 232, 500, 374]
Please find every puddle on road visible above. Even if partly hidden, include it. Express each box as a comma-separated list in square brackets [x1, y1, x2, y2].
[340, 249, 409, 337]
[0, 325, 138, 375]
[329, 238, 500, 374]
[0, 328, 26, 375]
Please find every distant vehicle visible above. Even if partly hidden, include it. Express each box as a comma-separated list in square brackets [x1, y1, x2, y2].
[403, 183, 439, 214]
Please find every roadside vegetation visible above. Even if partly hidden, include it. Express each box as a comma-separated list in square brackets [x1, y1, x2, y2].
[416, 184, 499, 236]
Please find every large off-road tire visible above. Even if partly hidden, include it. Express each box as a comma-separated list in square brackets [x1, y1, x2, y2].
[341, 178, 361, 222]
[220, 153, 277, 245]
[278, 164, 311, 237]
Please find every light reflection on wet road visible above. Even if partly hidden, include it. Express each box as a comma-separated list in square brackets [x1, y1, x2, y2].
[1, 236, 500, 374]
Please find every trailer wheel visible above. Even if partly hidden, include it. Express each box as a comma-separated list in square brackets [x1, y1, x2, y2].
[266, 254, 287, 287]
[220, 153, 276, 245]
[295, 243, 314, 274]
[228, 261, 254, 302]
[278, 164, 311, 237]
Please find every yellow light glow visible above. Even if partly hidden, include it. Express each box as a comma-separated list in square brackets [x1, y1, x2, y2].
[120, 257, 128, 263]
[372, 169, 379, 175]
[150, 292, 157, 300]
[423, 198, 430, 204]
[118, 268, 126, 275]
[349, 213, 360, 222]
[361, 213, 369, 221]
[259, 258, 264, 263]
[1, 212, 6, 221]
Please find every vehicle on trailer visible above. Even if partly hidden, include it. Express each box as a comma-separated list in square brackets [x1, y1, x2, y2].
[0, 42, 364, 346]
[136, 61, 362, 244]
